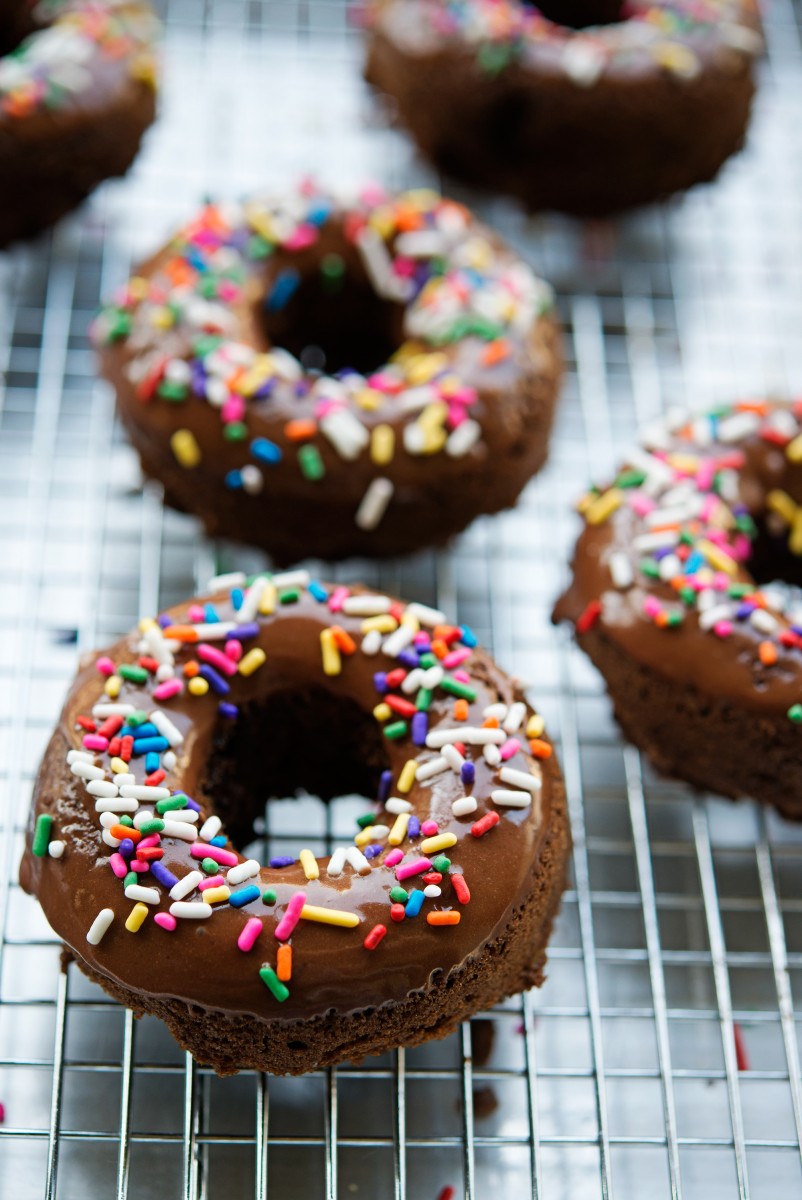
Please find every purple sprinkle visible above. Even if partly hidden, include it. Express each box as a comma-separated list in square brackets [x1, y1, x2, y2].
[461, 761, 476, 785]
[270, 855, 296, 868]
[157, 614, 173, 629]
[119, 838, 134, 860]
[378, 770, 392, 804]
[364, 844, 382, 859]
[373, 671, 388, 694]
[150, 860, 179, 889]
[398, 649, 420, 669]
[230, 622, 260, 641]
[411, 712, 428, 745]
[735, 603, 755, 620]
[199, 664, 230, 695]
[219, 702, 238, 719]
[408, 816, 421, 839]
[184, 796, 201, 812]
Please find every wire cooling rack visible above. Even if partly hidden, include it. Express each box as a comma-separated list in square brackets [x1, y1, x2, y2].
[2, 1, 802, 1196]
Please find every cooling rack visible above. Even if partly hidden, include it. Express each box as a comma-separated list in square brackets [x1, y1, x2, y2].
[2, 0, 802, 1196]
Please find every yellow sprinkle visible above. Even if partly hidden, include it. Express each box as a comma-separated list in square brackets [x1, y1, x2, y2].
[139, 617, 158, 633]
[419, 401, 448, 430]
[354, 827, 375, 847]
[368, 207, 395, 239]
[300, 905, 360, 928]
[129, 276, 149, 301]
[239, 648, 266, 677]
[790, 512, 802, 556]
[652, 41, 699, 78]
[407, 187, 442, 209]
[406, 353, 449, 387]
[299, 849, 319, 881]
[371, 424, 395, 465]
[526, 714, 545, 739]
[420, 832, 458, 855]
[202, 886, 231, 905]
[576, 491, 598, 515]
[320, 629, 341, 677]
[237, 359, 275, 396]
[170, 429, 202, 469]
[125, 903, 148, 933]
[397, 760, 417, 794]
[463, 235, 493, 271]
[400, 612, 420, 633]
[105, 675, 121, 699]
[258, 582, 277, 615]
[373, 703, 392, 722]
[361, 615, 398, 634]
[110, 757, 129, 774]
[188, 676, 209, 696]
[585, 488, 623, 526]
[130, 52, 158, 89]
[667, 453, 700, 475]
[767, 489, 797, 525]
[151, 306, 175, 331]
[420, 428, 448, 455]
[355, 388, 381, 411]
[697, 539, 738, 576]
[787, 435, 802, 464]
[388, 812, 410, 846]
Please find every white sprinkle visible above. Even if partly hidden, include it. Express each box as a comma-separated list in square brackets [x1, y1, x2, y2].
[166, 809, 198, 823]
[499, 766, 542, 795]
[406, 602, 447, 627]
[355, 477, 394, 530]
[241, 465, 263, 495]
[169, 902, 213, 919]
[48, 840, 65, 859]
[237, 576, 267, 623]
[719, 21, 763, 54]
[502, 703, 527, 734]
[362, 629, 382, 656]
[272, 569, 310, 589]
[161, 821, 198, 842]
[91, 704, 136, 719]
[86, 780, 119, 799]
[452, 796, 478, 817]
[346, 846, 372, 875]
[443, 743, 465, 773]
[114, 774, 135, 786]
[491, 789, 532, 808]
[445, 418, 482, 459]
[609, 552, 635, 590]
[422, 665, 444, 689]
[327, 847, 347, 877]
[322, 408, 371, 462]
[401, 668, 425, 695]
[483, 743, 502, 767]
[342, 594, 392, 616]
[415, 755, 449, 781]
[208, 570, 246, 592]
[717, 412, 760, 443]
[659, 554, 682, 582]
[698, 604, 734, 631]
[102, 829, 121, 848]
[633, 530, 680, 553]
[95, 798, 138, 814]
[170, 871, 203, 901]
[750, 609, 779, 635]
[99, 812, 119, 830]
[163, 750, 177, 771]
[149, 710, 184, 748]
[426, 726, 506, 748]
[382, 622, 415, 658]
[385, 797, 412, 815]
[227, 859, 261, 885]
[86, 908, 115, 946]
[119, 785, 171, 801]
[67, 749, 94, 765]
[356, 226, 409, 301]
[562, 39, 604, 86]
[185, 622, 236, 642]
[423, 884, 442, 898]
[133, 809, 155, 829]
[365, 824, 390, 841]
[70, 761, 105, 781]
[124, 885, 160, 905]
[199, 815, 222, 841]
[483, 703, 507, 721]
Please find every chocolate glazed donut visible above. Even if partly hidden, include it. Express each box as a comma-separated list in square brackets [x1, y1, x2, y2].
[21, 576, 570, 1075]
[0, 1, 159, 248]
[365, 0, 763, 217]
[555, 399, 802, 820]
[93, 185, 562, 563]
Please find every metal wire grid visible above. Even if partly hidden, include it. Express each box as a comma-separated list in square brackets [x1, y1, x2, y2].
[1, 0, 802, 1196]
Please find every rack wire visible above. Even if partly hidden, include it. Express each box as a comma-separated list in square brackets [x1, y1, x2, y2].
[1, 0, 802, 1196]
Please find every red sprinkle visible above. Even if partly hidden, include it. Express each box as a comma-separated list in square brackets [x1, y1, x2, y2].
[120, 735, 133, 762]
[422, 872, 443, 885]
[76, 716, 96, 732]
[471, 812, 500, 838]
[576, 599, 603, 634]
[437, 1188, 456, 1200]
[451, 874, 470, 904]
[386, 695, 417, 718]
[385, 668, 406, 689]
[97, 715, 123, 740]
[108, 737, 122, 758]
[139, 655, 160, 674]
[145, 769, 166, 786]
[389, 903, 406, 923]
[137, 847, 164, 862]
[734, 1022, 750, 1072]
[364, 923, 387, 950]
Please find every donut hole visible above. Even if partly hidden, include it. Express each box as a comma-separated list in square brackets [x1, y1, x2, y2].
[0, 6, 38, 56]
[259, 258, 405, 377]
[744, 514, 802, 592]
[202, 686, 389, 853]
[534, 0, 625, 29]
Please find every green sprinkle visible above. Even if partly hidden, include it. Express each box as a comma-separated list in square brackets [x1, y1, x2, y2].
[119, 664, 148, 685]
[262, 889, 277, 905]
[32, 814, 53, 857]
[193, 334, 224, 357]
[106, 311, 132, 342]
[247, 235, 274, 260]
[138, 818, 165, 835]
[477, 41, 514, 75]
[788, 705, 802, 724]
[356, 813, 377, 829]
[155, 796, 188, 814]
[679, 587, 697, 606]
[727, 583, 753, 598]
[298, 444, 325, 481]
[224, 421, 248, 442]
[432, 855, 451, 873]
[201, 857, 220, 875]
[418, 652, 437, 669]
[158, 380, 188, 402]
[640, 560, 660, 580]
[124, 871, 138, 889]
[118, 815, 134, 827]
[416, 688, 432, 712]
[440, 678, 477, 702]
[259, 964, 290, 1002]
[735, 515, 757, 537]
[321, 253, 346, 292]
[279, 588, 300, 604]
[665, 611, 684, 628]
[615, 468, 647, 489]
[384, 720, 408, 740]
[127, 711, 148, 726]
[389, 887, 409, 904]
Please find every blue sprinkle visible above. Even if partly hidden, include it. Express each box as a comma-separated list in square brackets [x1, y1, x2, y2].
[131, 722, 159, 741]
[252, 437, 283, 465]
[364, 844, 382, 859]
[378, 770, 393, 804]
[411, 712, 428, 746]
[204, 603, 220, 624]
[219, 702, 238, 719]
[231, 587, 244, 611]
[210, 835, 227, 848]
[225, 469, 243, 490]
[265, 268, 300, 312]
[199, 664, 230, 695]
[461, 761, 476, 785]
[132, 737, 169, 756]
[307, 201, 332, 226]
[308, 581, 328, 603]
[683, 551, 704, 575]
[150, 860, 179, 890]
[404, 890, 425, 918]
[270, 855, 296, 869]
[459, 625, 478, 648]
[229, 884, 261, 908]
[408, 816, 421, 839]
[230, 621, 260, 641]
[145, 752, 160, 774]
[373, 671, 388, 694]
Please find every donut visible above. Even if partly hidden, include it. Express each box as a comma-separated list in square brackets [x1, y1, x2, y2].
[0, 0, 159, 248]
[20, 575, 569, 1076]
[92, 184, 562, 563]
[554, 398, 802, 820]
[364, 0, 763, 217]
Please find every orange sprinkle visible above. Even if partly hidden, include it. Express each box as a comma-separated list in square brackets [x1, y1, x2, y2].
[163, 257, 197, 289]
[166, 625, 199, 643]
[393, 203, 424, 232]
[735, 399, 770, 415]
[759, 641, 778, 666]
[655, 611, 671, 628]
[431, 638, 449, 659]
[481, 338, 511, 367]
[427, 911, 461, 927]
[453, 699, 469, 722]
[284, 419, 317, 442]
[482, 716, 499, 729]
[330, 625, 356, 655]
[529, 739, 553, 760]
[276, 944, 292, 982]
[183, 660, 200, 678]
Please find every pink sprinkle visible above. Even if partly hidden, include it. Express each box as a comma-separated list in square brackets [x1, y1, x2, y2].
[109, 853, 127, 878]
[421, 820, 438, 837]
[274, 891, 306, 941]
[697, 461, 715, 492]
[500, 738, 521, 761]
[713, 621, 733, 638]
[217, 280, 241, 303]
[393, 255, 416, 278]
[197, 643, 237, 677]
[359, 181, 388, 206]
[396, 858, 432, 882]
[284, 223, 319, 251]
[732, 534, 751, 561]
[138, 834, 161, 850]
[154, 913, 177, 932]
[328, 586, 349, 613]
[129, 859, 148, 873]
[443, 648, 471, 670]
[447, 386, 477, 407]
[238, 917, 264, 952]
[187, 605, 204, 623]
[190, 844, 237, 867]
[643, 596, 662, 618]
[153, 678, 183, 701]
[198, 875, 225, 891]
[384, 848, 403, 867]
[712, 572, 730, 591]
[630, 494, 656, 517]
[0, 1101, 5, 1123]
[447, 405, 467, 429]
[225, 639, 242, 663]
[413, 632, 430, 646]
[453, 670, 471, 684]
[222, 396, 245, 424]
[707, 528, 727, 547]
[83, 734, 109, 752]
[96, 656, 115, 677]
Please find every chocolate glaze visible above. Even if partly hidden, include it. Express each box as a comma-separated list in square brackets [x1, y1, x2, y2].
[21, 586, 564, 1026]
